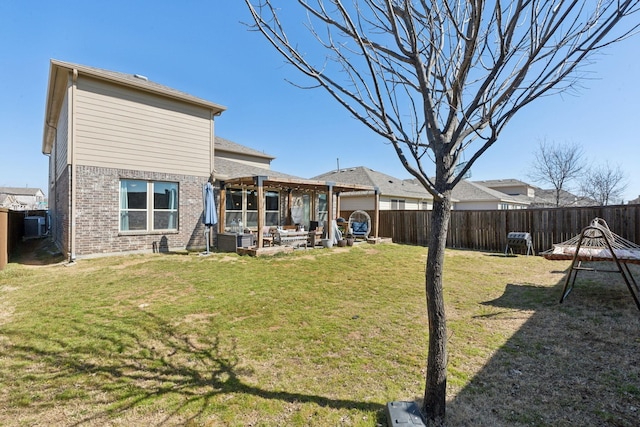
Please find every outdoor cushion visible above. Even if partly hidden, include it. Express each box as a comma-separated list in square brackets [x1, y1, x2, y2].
[352, 222, 367, 234]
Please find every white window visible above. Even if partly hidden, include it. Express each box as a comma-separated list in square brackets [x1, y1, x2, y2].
[265, 191, 280, 226]
[120, 180, 178, 232]
[317, 193, 328, 224]
[225, 188, 281, 230]
[391, 199, 406, 210]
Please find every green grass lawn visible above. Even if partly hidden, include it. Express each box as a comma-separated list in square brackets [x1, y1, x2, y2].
[1, 241, 639, 426]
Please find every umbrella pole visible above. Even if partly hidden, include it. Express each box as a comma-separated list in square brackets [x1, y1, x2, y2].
[204, 226, 210, 254]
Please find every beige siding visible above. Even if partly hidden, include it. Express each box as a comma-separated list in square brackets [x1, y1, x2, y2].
[379, 197, 426, 210]
[55, 91, 69, 179]
[74, 76, 213, 177]
[340, 196, 375, 211]
[378, 199, 391, 210]
[215, 152, 271, 169]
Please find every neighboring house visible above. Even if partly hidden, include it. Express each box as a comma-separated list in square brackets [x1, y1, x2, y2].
[0, 187, 46, 210]
[313, 167, 534, 211]
[42, 59, 226, 260]
[473, 179, 536, 198]
[312, 166, 433, 211]
[451, 180, 529, 210]
[475, 179, 594, 208]
[528, 187, 595, 208]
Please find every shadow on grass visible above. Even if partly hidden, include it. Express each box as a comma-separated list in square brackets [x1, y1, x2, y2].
[447, 264, 640, 426]
[4, 309, 384, 425]
[8, 237, 66, 266]
[9, 237, 196, 268]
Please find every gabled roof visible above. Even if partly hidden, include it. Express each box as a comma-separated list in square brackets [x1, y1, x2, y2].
[215, 136, 275, 160]
[0, 187, 44, 196]
[451, 180, 528, 204]
[217, 159, 375, 193]
[42, 59, 227, 154]
[214, 157, 299, 181]
[474, 178, 532, 189]
[312, 166, 432, 199]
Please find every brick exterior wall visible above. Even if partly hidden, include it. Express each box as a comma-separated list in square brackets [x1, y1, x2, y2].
[73, 165, 209, 257]
[52, 168, 70, 258]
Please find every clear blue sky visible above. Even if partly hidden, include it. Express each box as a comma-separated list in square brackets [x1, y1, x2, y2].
[1, 1, 639, 201]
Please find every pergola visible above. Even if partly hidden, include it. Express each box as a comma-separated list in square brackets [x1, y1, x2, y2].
[218, 175, 380, 248]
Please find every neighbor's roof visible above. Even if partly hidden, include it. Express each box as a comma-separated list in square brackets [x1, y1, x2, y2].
[215, 136, 275, 161]
[452, 180, 528, 204]
[42, 59, 227, 154]
[217, 159, 376, 193]
[529, 187, 594, 207]
[0, 187, 44, 196]
[312, 166, 432, 199]
[473, 178, 532, 189]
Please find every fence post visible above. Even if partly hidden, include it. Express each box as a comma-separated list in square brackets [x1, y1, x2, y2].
[0, 208, 7, 270]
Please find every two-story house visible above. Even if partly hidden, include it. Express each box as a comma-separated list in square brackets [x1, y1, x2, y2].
[42, 59, 226, 260]
[42, 60, 378, 258]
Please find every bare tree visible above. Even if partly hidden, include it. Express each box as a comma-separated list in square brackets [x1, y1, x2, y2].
[581, 161, 628, 205]
[244, 1, 640, 422]
[529, 139, 586, 207]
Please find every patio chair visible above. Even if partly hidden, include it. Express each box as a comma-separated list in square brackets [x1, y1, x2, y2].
[348, 210, 371, 240]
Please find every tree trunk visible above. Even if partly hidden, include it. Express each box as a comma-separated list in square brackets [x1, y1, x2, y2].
[422, 193, 452, 423]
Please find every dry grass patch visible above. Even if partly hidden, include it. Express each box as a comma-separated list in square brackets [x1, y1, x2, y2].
[0, 239, 638, 426]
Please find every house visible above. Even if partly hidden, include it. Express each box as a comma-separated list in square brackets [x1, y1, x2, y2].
[451, 180, 529, 210]
[312, 166, 433, 211]
[475, 179, 594, 208]
[0, 187, 46, 210]
[527, 188, 594, 208]
[42, 59, 226, 260]
[313, 167, 536, 211]
[214, 136, 275, 170]
[42, 60, 377, 258]
[473, 179, 536, 198]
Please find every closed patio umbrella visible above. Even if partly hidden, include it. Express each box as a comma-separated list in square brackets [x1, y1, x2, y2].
[202, 182, 217, 254]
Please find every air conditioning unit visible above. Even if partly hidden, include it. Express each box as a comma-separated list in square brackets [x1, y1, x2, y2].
[24, 216, 45, 238]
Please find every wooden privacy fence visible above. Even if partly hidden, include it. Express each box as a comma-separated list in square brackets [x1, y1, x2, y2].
[0, 208, 30, 270]
[346, 205, 640, 254]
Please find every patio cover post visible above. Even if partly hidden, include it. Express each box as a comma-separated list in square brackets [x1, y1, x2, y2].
[374, 187, 380, 239]
[310, 190, 317, 223]
[326, 182, 334, 242]
[255, 176, 266, 248]
[218, 183, 226, 235]
[286, 189, 293, 225]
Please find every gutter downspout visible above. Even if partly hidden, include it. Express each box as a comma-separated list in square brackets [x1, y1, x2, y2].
[69, 69, 78, 262]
